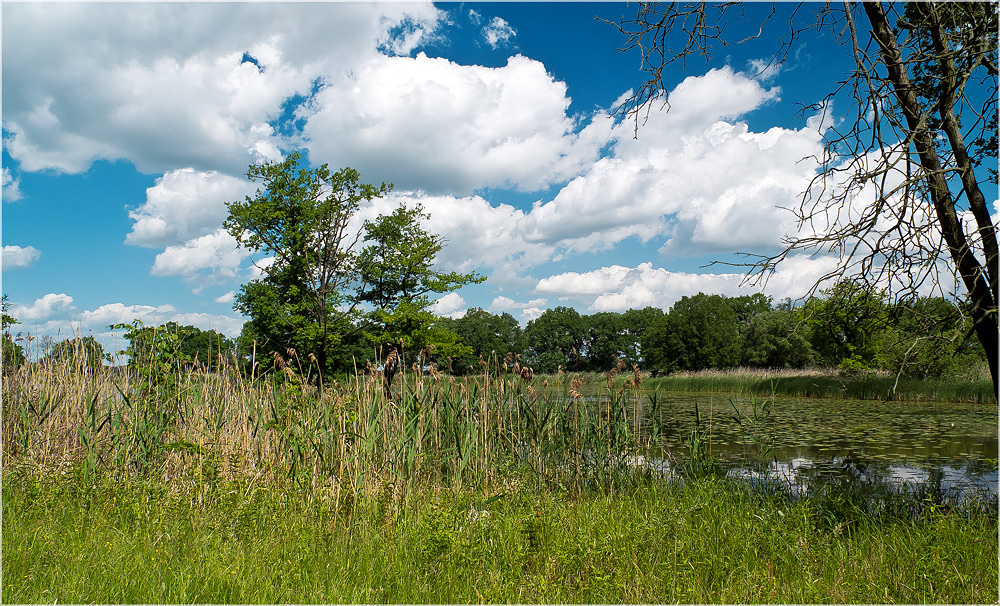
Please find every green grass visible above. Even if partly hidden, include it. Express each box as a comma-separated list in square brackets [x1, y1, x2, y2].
[641, 367, 996, 403]
[4, 464, 997, 604]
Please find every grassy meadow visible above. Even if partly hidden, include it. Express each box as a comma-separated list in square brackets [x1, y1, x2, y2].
[3, 354, 998, 602]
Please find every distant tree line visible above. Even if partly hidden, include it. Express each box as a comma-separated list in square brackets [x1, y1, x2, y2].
[433, 281, 984, 380]
[0, 280, 984, 382]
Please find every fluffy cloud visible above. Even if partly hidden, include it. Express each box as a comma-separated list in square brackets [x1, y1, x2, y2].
[431, 292, 467, 319]
[483, 16, 516, 49]
[151, 229, 249, 282]
[10, 293, 74, 322]
[167, 312, 245, 338]
[2, 168, 23, 202]
[2, 245, 41, 270]
[490, 295, 547, 322]
[2, 3, 444, 175]
[126, 168, 256, 248]
[518, 66, 825, 257]
[300, 53, 614, 194]
[6, 293, 245, 358]
[78, 302, 177, 328]
[536, 256, 842, 313]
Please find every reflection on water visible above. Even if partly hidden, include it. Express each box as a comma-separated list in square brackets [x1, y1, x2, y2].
[620, 390, 999, 504]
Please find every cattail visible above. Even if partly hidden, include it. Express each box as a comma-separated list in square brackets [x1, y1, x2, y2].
[520, 365, 533, 381]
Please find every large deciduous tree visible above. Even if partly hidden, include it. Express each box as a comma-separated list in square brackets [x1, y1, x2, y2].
[609, 2, 998, 395]
[357, 203, 484, 383]
[225, 153, 390, 380]
[642, 293, 741, 374]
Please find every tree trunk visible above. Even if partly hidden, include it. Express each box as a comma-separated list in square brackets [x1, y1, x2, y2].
[863, 2, 998, 397]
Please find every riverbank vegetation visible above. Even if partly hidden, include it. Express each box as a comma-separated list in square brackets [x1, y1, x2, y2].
[3, 348, 997, 602]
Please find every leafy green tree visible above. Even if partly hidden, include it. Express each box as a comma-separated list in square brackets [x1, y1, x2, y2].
[357, 203, 483, 373]
[225, 153, 391, 379]
[47, 336, 109, 372]
[2, 294, 25, 372]
[620, 306, 665, 367]
[582, 311, 627, 371]
[876, 296, 985, 379]
[444, 308, 525, 374]
[740, 309, 814, 369]
[172, 325, 236, 371]
[642, 293, 740, 374]
[524, 307, 587, 373]
[800, 280, 889, 370]
[727, 293, 772, 330]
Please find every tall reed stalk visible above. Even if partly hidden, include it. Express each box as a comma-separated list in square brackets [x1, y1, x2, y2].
[3, 351, 660, 497]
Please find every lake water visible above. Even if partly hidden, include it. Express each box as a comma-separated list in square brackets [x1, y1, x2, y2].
[618, 391, 999, 503]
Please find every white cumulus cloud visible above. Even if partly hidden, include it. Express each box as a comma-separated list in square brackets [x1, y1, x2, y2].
[151, 229, 249, 282]
[536, 256, 843, 313]
[2, 245, 41, 270]
[126, 168, 257, 248]
[2, 168, 23, 202]
[518, 66, 825, 258]
[431, 292, 467, 319]
[2, 3, 444, 176]
[10, 293, 75, 322]
[300, 53, 614, 194]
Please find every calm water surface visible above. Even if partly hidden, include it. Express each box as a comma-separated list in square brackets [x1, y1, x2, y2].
[620, 391, 998, 500]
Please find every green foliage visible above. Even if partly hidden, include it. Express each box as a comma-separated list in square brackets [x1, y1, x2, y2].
[740, 308, 814, 368]
[2, 294, 26, 371]
[524, 306, 586, 373]
[225, 152, 391, 378]
[581, 311, 627, 371]
[443, 308, 525, 374]
[800, 280, 890, 369]
[46, 336, 110, 372]
[358, 203, 484, 364]
[110, 320, 192, 397]
[875, 296, 986, 379]
[642, 293, 741, 374]
[619, 306, 665, 366]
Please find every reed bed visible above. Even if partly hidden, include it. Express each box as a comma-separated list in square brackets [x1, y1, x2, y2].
[2, 352, 656, 496]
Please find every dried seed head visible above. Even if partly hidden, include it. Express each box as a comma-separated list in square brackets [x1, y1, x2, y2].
[272, 351, 286, 370]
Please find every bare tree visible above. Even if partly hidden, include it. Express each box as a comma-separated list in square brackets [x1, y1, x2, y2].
[607, 2, 998, 394]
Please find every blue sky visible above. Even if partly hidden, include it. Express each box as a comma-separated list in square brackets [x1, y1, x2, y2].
[2, 2, 991, 355]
